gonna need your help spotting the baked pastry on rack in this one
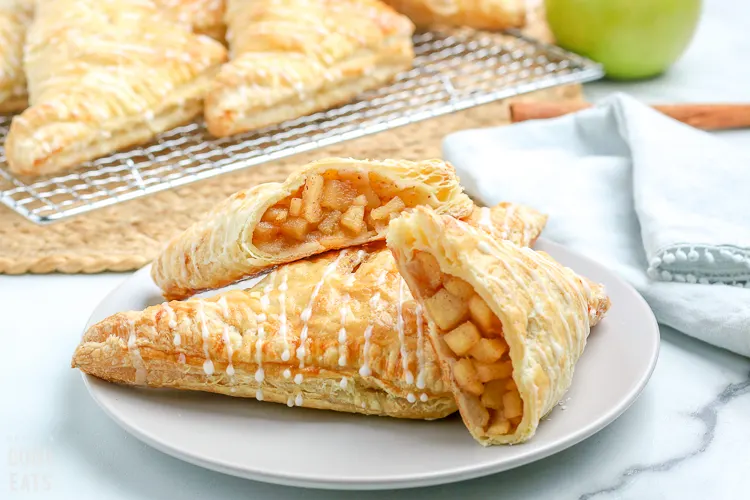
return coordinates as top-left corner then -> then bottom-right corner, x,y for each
151,157 -> 473,300
155,0 -> 226,40
387,207 -> 610,444
382,0 -> 526,30
5,0 -> 227,177
0,0 -> 31,112
204,0 -> 415,137
72,202 -> 547,419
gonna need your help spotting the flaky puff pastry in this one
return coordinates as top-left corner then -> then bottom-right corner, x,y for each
5,0 -> 227,177
387,207 -> 610,444
382,0 -> 525,30
151,157 -> 473,300
205,0 -> 414,136
73,202 -> 546,419
155,0 -> 226,40
0,0 -> 31,112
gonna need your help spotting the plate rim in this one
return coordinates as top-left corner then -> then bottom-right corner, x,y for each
81,238 -> 660,490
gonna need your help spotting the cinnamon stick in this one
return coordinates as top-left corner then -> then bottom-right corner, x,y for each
509,102 -> 750,130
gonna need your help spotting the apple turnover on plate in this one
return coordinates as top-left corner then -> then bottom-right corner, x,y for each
387,207 -> 610,444
73,201 -> 547,419
151,157 -> 473,300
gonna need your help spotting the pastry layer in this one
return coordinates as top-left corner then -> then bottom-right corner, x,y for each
205,0 -> 415,136
74,201 -> 547,419
151,157 -> 473,300
387,207 -> 610,444
382,0 -> 526,30
5,0 -> 227,177
0,0 -> 31,112
155,0 -> 226,40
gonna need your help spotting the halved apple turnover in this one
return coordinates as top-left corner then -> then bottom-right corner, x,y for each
151,158 -> 473,300
387,207 -> 610,444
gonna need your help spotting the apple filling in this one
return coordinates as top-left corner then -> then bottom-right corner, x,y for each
408,251 -> 521,436
253,170 -> 429,254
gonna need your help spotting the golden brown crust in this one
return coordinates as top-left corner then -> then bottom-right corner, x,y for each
387,207 -> 611,444
204,0 -> 415,136
151,157 -> 474,300
382,0 -> 526,30
74,201 -> 547,419
0,0 -> 31,112
154,0 -> 226,40
5,0 -> 227,177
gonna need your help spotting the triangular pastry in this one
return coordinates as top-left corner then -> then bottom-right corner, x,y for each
0,0 -> 31,112
73,202 -> 547,419
204,0 -> 415,136
382,0 -> 525,30
151,157 -> 473,300
155,0 -> 226,40
387,207 -> 610,444
5,0 -> 227,176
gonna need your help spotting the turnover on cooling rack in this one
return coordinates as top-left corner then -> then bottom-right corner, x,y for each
73,201 -> 549,420
4,0 -> 227,177
151,157 -> 475,300
387,207 -> 610,445
382,0 -> 526,30
204,0 -> 415,137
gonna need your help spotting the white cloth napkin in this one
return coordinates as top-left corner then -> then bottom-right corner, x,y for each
443,93 -> 750,357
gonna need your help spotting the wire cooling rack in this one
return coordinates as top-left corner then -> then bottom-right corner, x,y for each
0,29 -> 602,224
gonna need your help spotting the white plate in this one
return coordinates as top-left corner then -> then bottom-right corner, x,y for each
82,239 -> 659,490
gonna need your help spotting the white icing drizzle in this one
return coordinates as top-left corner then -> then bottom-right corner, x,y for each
415,303 -> 426,390
478,207 -> 494,234
407,393 -> 416,403
254,272 -> 276,400
283,369 -> 291,379
286,396 -> 294,407
217,297 -> 234,377
294,373 -> 303,385
279,271 -> 291,362
396,280 -> 413,385
295,394 -> 304,406
127,319 -> 147,384
358,325 -> 374,377
196,302 -> 214,376
339,377 -> 348,389
420,393 -> 428,402
338,297 -> 349,367
178,353 -> 186,364
501,204 -> 516,238
162,302 -> 180,346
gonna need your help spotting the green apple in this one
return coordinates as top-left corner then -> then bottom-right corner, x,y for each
545,0 -> 702,80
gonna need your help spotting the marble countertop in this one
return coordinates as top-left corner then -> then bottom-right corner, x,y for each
2,0 -> 749,498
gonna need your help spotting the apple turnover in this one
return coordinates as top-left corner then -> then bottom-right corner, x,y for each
151,157 -> 473,300
382,0 -> 526,30
5,0 -> 227,176
0,0 -> 31,112
387,207 -> 611,444
204,0 -> 415,136
73,202 -> 546,419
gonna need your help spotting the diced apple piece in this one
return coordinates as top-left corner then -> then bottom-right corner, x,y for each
341,206 -> 365,234
510,416 -> 522,426
369,173 -> 401,199
302,174 -> 324,223
353,194 -> 368,206
262,207 -> 288,223
254,222 -> 279,242
318,210 -> 342,235
370,196 -> 406,221
425,288 -> 469,330
505,379 -> 517,391
443,275 -> 475,300
452,358 -> 483,396
480,380 -> 507,409
468,294 -> 503,336
412,252 -> 442,293
503,390 -> 523,419
487,411 -> 511,435
280,218 -> 309,241
475,361 -> 513,383
443,321 -> 481,356
468,338 -> 508,364
321,180 -> 357,211
289,198 -> 303,217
